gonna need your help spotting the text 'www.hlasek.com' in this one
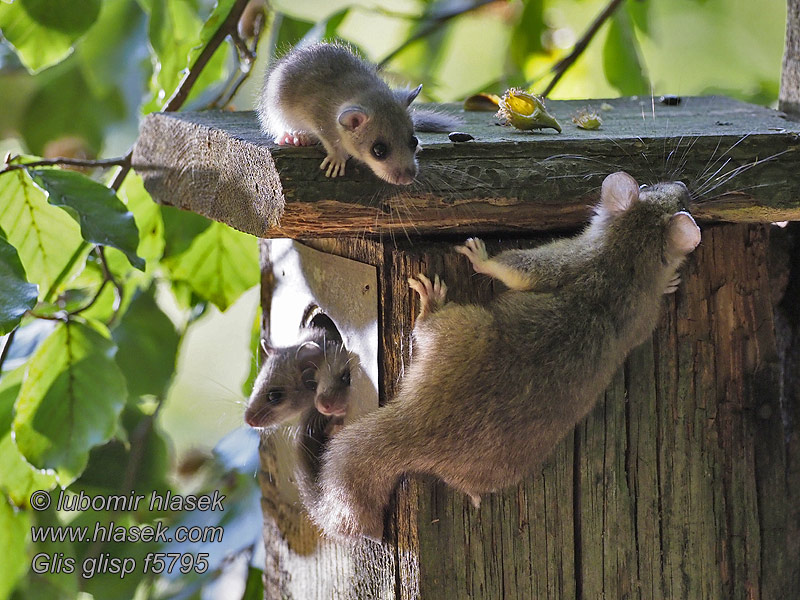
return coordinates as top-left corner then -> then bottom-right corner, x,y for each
28,489 -> 226,579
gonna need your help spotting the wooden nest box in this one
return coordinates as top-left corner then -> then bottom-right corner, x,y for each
133,95 -> 800,599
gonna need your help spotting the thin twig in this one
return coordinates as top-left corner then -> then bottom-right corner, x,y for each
378,0 -> 496,68
208,9 -> 266,109
0,155 -> 129,177
541,0 -> 626,97
163,0 -> 251,112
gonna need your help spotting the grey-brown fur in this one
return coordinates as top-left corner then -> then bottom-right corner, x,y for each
244,327 -> 352,429
258,42 -> 426,185
305,172 -> 701,541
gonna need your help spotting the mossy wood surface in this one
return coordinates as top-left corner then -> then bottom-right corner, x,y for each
256,225 -> 798,599
133,96 -> 800,238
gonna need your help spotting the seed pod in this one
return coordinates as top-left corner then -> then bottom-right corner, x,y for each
497,89 -> 562,133
572,108 -> 603,130
463,93 -> 501,111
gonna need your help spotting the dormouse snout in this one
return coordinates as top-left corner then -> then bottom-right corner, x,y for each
316,394 -> 348,417
393,166 -> 417,186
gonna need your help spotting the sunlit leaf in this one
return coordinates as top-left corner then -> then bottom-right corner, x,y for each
0,0 -> 101,73
0,229 -> 38,334
0,170 -> 86,299
13,320 -> 127,485
0,492 -> 30,600
140,0 -> 231,113
112,288 -> 180,398
0,366 -> 58,508
28,169 -> 144,270
165,221 -> 258,312
120,172 -> 164,262
602,12 -> 648,96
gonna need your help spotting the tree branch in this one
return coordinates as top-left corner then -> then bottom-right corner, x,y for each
208,8 -> 266,109
541,0 -> 626,97
378,0 -> 497,68
0,155 -> 129,177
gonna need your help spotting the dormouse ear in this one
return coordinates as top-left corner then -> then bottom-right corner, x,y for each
296,341 -> 323,368
600,171 -> 639,215
667,211 -> 701,256
260,339 -> 275,357
338,107 -> 369,131
403,84 -> 423,106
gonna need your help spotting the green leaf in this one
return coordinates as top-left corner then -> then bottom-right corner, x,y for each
242,305 -> 262,397
0,230 -> 38,335
0,170 -> 86,298
20,64 -> 126,156
165,221 -> 259,312
602,12 -> 648,96
241,567 -> 266,600
28,169 -> 144,270
0,366 -> 57,508
510,0 -> 544,68
140,0 -> 230,113
13,321 -> 127,485
0,0 -> 101,73
77,405 -> 170,496
120,172 -> 164,262
161,205 -> 211,259
112,288 -> 180,398
75,0 -> 147,97
187,0 -> 236,66
0,492 -> 30,600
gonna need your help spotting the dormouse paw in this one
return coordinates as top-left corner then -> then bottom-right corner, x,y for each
275,131 -> 316,146
663,273 -> 681,294
408,273 -> 447,320
455,237 -> 491,274
320,154 -> 348,178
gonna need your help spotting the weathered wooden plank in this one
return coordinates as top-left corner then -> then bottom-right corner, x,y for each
132,96 -> 800,239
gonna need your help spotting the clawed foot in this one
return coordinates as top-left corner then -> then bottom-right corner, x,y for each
408,273 -> 447,320
320,153 -> 348,178
274,131 -> 315,146
664,273 -> 681,294
455,237 -> 491,274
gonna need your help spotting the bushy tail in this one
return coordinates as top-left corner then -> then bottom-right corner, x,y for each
300,405 -> 410,541
411,108 -> 463,132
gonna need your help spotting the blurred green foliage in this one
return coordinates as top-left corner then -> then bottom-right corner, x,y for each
0,0 -> 787,599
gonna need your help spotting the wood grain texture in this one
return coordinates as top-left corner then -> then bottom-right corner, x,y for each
132,96 -> 800,238
255,226 -> 797,598
781,0 -> 800,114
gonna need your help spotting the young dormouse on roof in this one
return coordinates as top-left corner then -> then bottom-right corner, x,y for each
257,42 -> 458,185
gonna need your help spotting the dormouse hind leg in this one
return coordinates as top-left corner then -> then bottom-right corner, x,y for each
455,238 -> 535,291
408,273 -> 447,321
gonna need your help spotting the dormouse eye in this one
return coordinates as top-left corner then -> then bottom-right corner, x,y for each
340,370 -> 351,386
267,389 -> 285,404
410,136 -> 419,150
371,142 -> 388,160
301,368 -> 317,391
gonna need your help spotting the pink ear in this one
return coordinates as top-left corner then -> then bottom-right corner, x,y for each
667,211 -> 701,256
338,107 -> 369,131
600,172 -> 639,215
296,341 -> 323,367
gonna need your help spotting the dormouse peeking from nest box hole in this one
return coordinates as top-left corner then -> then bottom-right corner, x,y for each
303,172 -> 701,541
257,42 -> 461,185
244,327 -> 353,430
